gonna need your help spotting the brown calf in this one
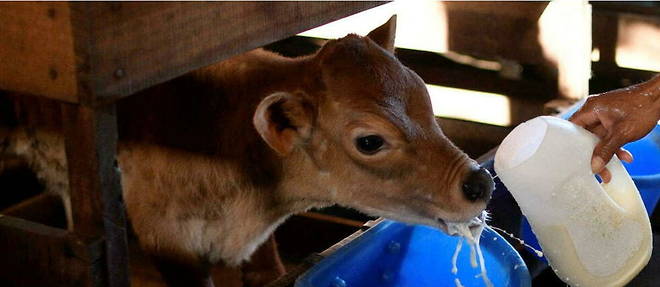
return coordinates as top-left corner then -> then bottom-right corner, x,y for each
1,17 -> 493,286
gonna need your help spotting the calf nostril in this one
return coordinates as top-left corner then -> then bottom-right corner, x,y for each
462,167 -> 494,202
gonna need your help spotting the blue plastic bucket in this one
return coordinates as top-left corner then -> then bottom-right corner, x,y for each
623,126 -> 660,214
296,220 -> 531,287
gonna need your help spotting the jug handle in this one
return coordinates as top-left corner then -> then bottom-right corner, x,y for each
601,156 -> 639,211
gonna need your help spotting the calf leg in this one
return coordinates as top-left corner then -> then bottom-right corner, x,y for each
242,235 -> 286,287
152,254 -> 214,287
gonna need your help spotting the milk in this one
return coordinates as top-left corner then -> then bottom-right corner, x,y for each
494,116 -> 652,287
447,214 -> 493,287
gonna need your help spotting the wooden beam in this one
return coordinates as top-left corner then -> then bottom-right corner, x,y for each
592,2 -> 660,17
591,62 -> 658,92
0,215 -> 104,287
62,104 -> 129,287
0,2 -> 385,105
70,2 -> 386,105
396,48 -> 553,126
298,212 -> 366,228
442,1 -> 591,100
436,117 -> 512,159
443,2 -> 548,64
395,48 -> 556,98
593,13 -> 618,65
2,193 -> 67,229
0,3 -> 78,103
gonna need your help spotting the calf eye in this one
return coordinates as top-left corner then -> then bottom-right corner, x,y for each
355,135 -> 385,155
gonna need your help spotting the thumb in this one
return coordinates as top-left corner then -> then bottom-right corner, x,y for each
591,133 -> 626,174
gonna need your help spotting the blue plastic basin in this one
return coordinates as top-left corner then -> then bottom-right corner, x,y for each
296,220 -> 531,287
623,126 -> 660,214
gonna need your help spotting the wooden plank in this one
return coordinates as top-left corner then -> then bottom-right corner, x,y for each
592,10 -> 660,89
68,1 -> 385,105
0,215 -> 104,287
298,212 -> 366,228
62,104 -> 129,287
2,193 -> 67,229
592,2 -> 660,17
0,2 -> 384,105
0,3 -> 78,103
591,62 -> 658,91
396,48 -> 552,127
443,1 -> 591,100
395,48 -> 557,99
264,254 -> 324,287
443,2 -> 548,64
436,117 -> 512,159
593,13 -> 619,65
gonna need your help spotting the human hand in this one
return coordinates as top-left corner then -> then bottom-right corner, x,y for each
569,75 -> 660,183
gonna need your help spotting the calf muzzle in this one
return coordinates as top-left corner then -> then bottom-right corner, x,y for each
462,167 -> 494,202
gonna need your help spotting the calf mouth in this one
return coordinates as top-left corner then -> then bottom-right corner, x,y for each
437,210 -> 488,239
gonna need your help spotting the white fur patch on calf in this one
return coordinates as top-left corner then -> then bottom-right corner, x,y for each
2,127 -> 72,229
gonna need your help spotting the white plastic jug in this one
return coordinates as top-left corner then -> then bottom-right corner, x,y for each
494,116 -> 652,287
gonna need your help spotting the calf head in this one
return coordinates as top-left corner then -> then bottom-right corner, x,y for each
254,17 -> 493,232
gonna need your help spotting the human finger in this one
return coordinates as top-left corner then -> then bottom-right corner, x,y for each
569,106 -> 600,128
616,148 -> 633,163
598,167 -> 612,184
587,124 -> 608,139
591,133 -> 627,174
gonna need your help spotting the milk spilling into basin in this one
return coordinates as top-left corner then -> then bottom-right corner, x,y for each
494,116 -> 652,286
446,214 -> 493,287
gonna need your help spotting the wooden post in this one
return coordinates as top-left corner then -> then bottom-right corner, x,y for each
538,0 -> 592,100
61,103 -> 129,287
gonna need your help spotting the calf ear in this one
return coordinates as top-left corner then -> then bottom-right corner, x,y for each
253,92 -> 314,156
367,15 -> 397,53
